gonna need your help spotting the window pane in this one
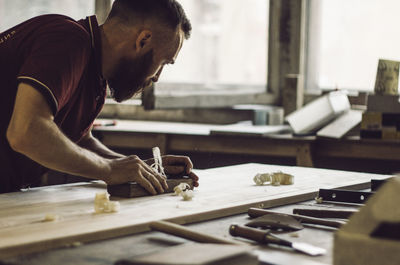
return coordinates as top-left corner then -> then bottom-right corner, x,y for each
307,0 -> 400,91
0,0 -> 94,31
159,0 -> 269,87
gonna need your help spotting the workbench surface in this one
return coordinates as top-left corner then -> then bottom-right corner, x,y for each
0,163 -> 391,264
4,203 -> 342,265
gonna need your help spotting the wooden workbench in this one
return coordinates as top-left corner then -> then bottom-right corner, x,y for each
93,119 -> 400,171
0,163 -> 391,264
93,120 -> 315,167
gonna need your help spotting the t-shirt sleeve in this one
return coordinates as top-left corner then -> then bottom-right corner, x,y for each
17,20 -> 91,115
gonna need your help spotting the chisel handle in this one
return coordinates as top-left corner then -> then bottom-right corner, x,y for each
248,208 -> 345,228
229,224 -> 291,247
149,220 -> 240,245
292,208 -> 356,219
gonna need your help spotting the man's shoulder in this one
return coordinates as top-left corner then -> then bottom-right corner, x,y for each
21,14 -> 91,43
38,14 -> 89,37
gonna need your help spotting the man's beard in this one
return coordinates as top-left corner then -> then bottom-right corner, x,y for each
108,49 -> 154,102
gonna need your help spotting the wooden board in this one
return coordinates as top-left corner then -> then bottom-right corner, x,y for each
120,243 -> 257,265
0,163 -> 391,258
210,124 -> 291,137
108,178 -> 193,198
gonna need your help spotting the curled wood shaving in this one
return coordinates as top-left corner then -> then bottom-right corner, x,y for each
181,190 -> 194,201
173,183 -> 193,201
254,171 -> 294,186
150,147 -> 166,178
94,192 -> 120,213
315,197 -> 324,204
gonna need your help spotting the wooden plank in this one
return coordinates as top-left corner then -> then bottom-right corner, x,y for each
0,164 -> 391,258
210,124 -> 291,137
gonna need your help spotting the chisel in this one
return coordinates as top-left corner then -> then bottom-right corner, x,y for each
292,208 -> 357,219
229,224 -> 326,256
248,208 -> 346,228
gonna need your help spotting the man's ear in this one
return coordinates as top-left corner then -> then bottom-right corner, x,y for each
136,30 -> 152,52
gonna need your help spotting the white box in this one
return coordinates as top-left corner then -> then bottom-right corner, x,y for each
286,91 -> 350,134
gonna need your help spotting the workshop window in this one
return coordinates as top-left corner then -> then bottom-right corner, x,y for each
306,0 -> 400,92
159,0 -> 268,88
0,0 -> 94,30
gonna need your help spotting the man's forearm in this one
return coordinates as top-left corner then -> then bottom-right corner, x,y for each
78,132 -> 125,159
8,117 -> 111,180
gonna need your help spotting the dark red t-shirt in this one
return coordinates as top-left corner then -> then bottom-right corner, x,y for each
0,15 -> 106,192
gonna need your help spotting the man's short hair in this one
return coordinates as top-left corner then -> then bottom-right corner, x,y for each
108,0 -> 192,39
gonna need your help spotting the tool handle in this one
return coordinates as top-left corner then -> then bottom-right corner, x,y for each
149,220 -> 239,245
229,224 -> 291,247
292,208 -> 356,219
248,208 -> 345,228
293,214 -> 345,228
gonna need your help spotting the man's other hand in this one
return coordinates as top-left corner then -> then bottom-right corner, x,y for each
106,155 -> 168,195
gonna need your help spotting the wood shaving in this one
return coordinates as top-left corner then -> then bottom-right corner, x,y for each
254,171 -> 294,186
253,173 -> 271,185
173,183 -> 193,201
150,147 -> 166,178
71,242 -> 82,247
94,192 -> 120,213
173,183 -> 191,195
43,213 -> 60,222
289,232 -> 300,238
315,196 -> 324,204
66,241 -> 83,248
181,190 -> 194,201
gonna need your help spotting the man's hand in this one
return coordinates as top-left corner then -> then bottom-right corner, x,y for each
105,155 -> 168,195
145,155 -> 199,187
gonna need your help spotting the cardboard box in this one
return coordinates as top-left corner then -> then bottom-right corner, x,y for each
286,91 -> 350,134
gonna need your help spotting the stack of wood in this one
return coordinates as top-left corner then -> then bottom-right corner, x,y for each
361,94 -> 400,139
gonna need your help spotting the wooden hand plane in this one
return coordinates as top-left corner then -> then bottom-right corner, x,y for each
107,175 -> 193,198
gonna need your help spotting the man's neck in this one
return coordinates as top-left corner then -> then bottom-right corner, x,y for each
99,24 -> 114,80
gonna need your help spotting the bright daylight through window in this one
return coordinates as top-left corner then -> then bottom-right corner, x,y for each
0,0 -> 269,94
306,0 -> 400,92
0,0 -> 94,30
157,0 -> 269,91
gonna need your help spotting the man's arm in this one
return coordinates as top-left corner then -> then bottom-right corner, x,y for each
6,83 -> 167,194
78,130 -> 125,159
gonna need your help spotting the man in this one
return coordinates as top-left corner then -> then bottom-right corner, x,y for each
0,0 -> 199,194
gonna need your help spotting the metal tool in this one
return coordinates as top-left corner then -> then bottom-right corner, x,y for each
318,189 -> 374,204
149,220 -> 240,245
246,214 -> 304,231
371,178 -> 390,191
292,208 -> 357,219
248,208 -> 345,228
229,224 -> 326,256
316,178 -> 393,204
